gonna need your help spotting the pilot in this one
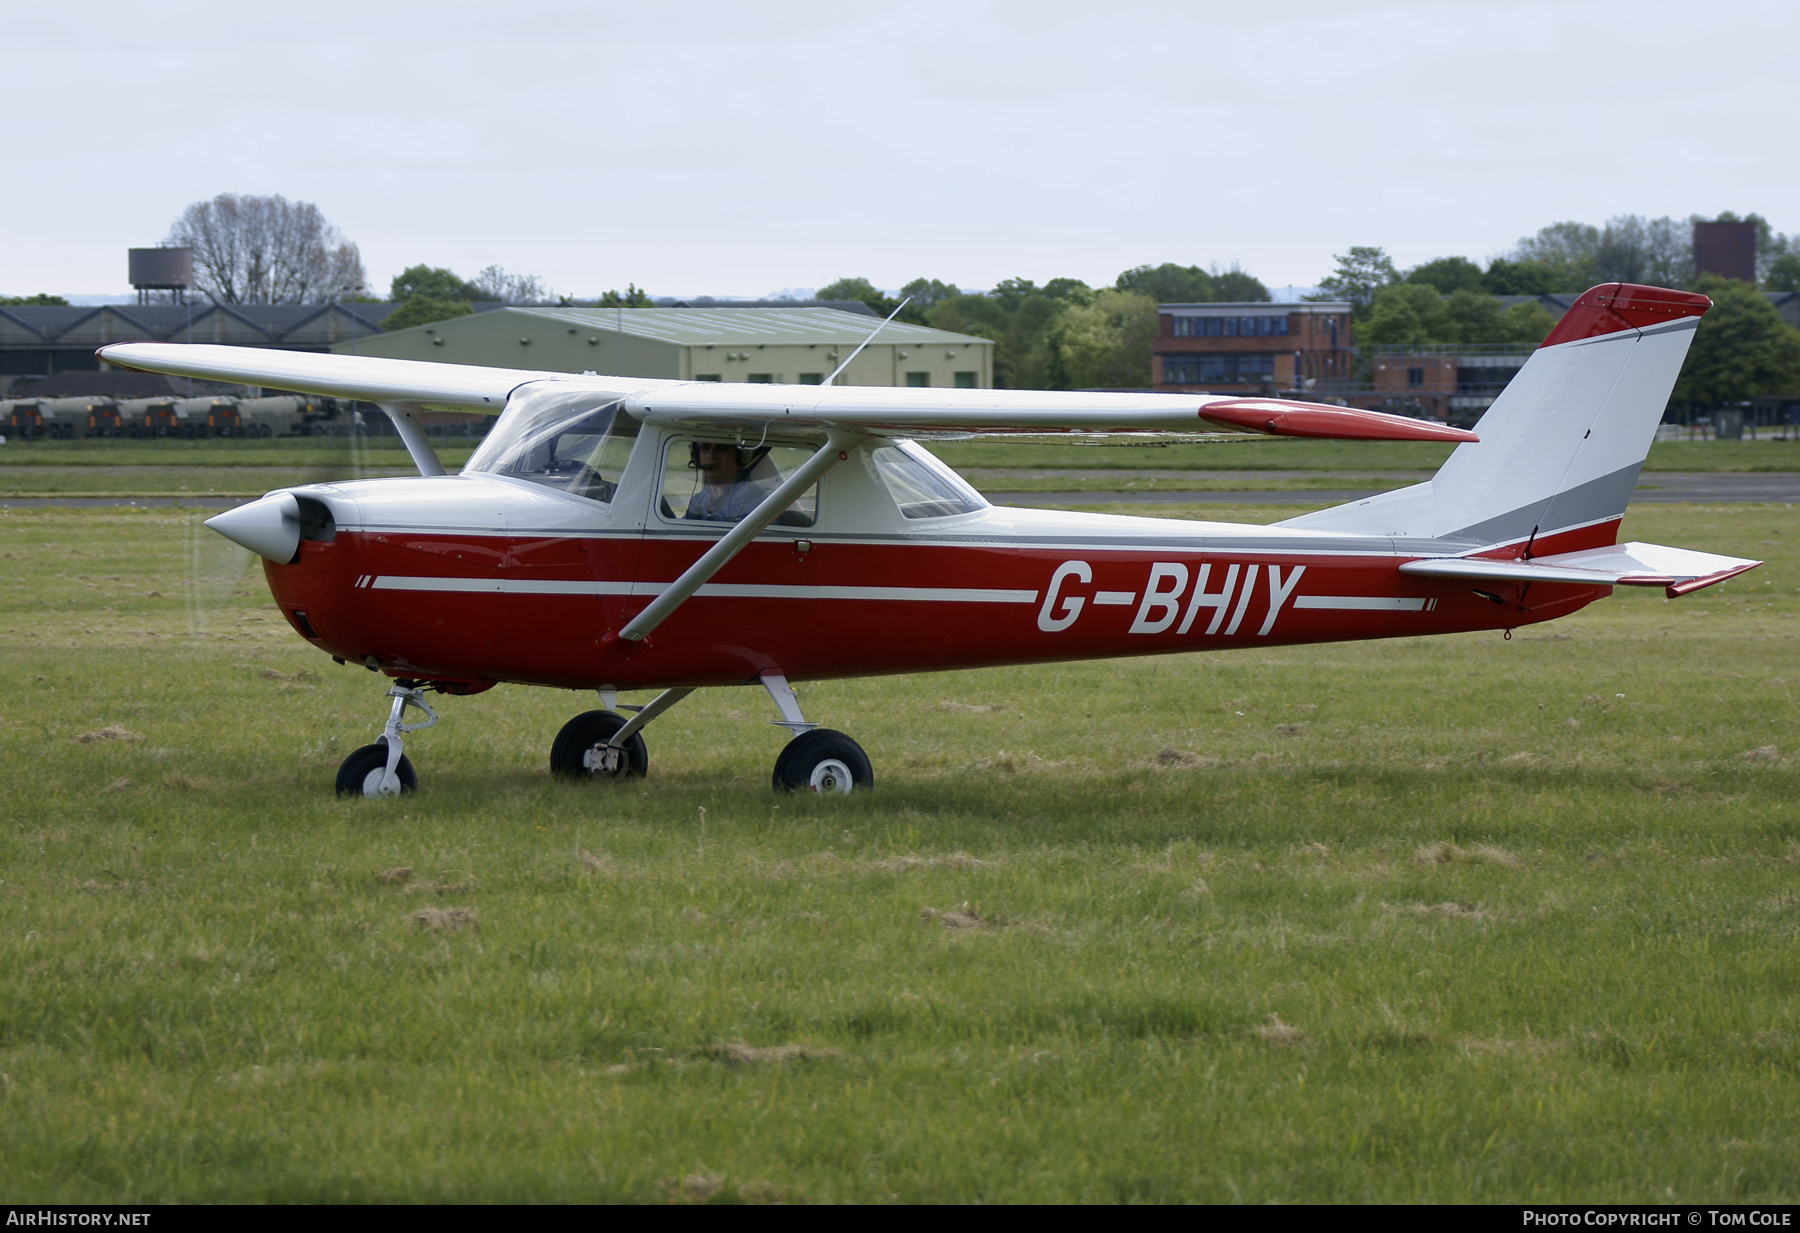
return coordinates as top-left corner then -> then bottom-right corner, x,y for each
684,441 -> 773,522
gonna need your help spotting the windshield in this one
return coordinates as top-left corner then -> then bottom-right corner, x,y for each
464,383 -> 640,502
869,441 -> 986,518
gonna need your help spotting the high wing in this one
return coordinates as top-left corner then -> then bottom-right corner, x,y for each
96,342 -> 1477,444
96,342 -> 600,413
620,385 -> 1476,441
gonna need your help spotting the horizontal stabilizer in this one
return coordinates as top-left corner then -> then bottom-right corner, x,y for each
1399,541 -> 1760,598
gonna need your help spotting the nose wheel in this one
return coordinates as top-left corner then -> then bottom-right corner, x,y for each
336,681 -> 436,797
335,738 -> 418,796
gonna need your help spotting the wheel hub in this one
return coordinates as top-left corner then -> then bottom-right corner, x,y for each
809,758 -> 854,794
359,768 -> 401,797
583,743 -> 624,775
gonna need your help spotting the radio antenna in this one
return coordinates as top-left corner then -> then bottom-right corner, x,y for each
820,296 -> 910,388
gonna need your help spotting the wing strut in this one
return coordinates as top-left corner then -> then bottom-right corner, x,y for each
619,428 -> 866,641
378,402 -> 447,477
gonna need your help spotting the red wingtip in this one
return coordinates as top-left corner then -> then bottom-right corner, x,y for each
1198,398 -> 1479,443
1540,284 -> 1712,349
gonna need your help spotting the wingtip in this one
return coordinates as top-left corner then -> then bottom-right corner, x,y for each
1198,398 -> 1478,444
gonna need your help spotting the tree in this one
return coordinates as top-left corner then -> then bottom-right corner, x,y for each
473,265 -> 550,304
1512,221 -> 1601,290
1404,256 -> 1486,295
1362,284 -> 1554,347
1671,274 -> 1800,409
1055,290 -> 1159,389
816,277 -> 887,313
1483,257 -> 1560,296
597,284 -> 653,307
898,278 -> 961,313
166,193 -> 365,304
1115,263 -> 1213,304
1209,264 -> 1269,302
1766,254 -> 1800,293
926,278 -> 1092,390
1361,283 -> 1447,346
0,293 -> 69,306
381,296 -> 472,332
1310,246 -> 1397,319
1592,215 -> 1691,287
814,276 -> 942,323
390,264 -> 482,304
1492,300 -> 1557,344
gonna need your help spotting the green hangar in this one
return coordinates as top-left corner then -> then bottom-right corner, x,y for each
332,306 -> 994,389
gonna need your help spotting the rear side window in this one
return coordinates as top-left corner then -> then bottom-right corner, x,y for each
869,443 -> 985,519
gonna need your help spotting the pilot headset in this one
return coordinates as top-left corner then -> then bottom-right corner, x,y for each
688,441 -> 749,471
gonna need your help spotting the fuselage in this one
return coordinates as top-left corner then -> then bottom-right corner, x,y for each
258,430 -> 1609,692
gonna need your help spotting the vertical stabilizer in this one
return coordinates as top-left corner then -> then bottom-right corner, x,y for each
1279,284 -> 1710,550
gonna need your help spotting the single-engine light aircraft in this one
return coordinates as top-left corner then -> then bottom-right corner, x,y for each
99,283 -> 1756,796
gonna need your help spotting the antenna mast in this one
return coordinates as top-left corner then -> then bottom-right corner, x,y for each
820,297 -> 910,388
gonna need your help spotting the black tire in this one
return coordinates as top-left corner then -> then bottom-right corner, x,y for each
335,740 -> 417,797
772,729 -> 872,794
550,710 -> 648,779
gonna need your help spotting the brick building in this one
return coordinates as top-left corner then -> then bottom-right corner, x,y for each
1154,301 -> 1353,395
1365,344 -> 1533,425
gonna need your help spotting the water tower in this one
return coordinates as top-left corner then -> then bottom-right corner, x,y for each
129,247 -> 194,305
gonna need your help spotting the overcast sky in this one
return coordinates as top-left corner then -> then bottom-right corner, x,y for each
6,0 -> 1795,300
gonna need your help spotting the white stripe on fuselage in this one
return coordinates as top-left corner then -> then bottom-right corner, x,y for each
1292,595 -> 1430,611
368,576 -> 1038,603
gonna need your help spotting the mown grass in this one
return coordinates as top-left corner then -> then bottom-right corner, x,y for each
1,504 -> 1797,1202
3,433 -> 1797,474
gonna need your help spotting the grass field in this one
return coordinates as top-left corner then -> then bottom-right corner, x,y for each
2,503 -> 1798,1202
2,433 -> 1797,474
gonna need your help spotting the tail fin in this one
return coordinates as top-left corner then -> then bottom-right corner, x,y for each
1280,284 -> 1711,551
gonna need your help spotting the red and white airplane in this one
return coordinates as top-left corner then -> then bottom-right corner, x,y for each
99,283 -> 1756,797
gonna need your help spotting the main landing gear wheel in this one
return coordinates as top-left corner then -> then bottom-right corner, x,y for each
772,729 -> 873,794
550,710 -> 649,779
335,738 -> 417,797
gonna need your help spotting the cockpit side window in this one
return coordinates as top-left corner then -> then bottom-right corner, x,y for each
464,388 -> 640,503
659,437 -> 818,527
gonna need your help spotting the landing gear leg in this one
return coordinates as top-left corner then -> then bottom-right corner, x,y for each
335,680 -> 438,797
550,687 -> 694,779
762,672 -> 872,794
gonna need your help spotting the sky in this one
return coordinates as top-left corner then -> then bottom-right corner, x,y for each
5,0 -> 1796,301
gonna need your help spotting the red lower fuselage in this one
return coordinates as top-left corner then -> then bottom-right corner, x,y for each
264,518 -> 1611,691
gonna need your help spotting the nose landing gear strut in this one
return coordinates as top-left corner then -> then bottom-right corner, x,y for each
335,680 -> 439,797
